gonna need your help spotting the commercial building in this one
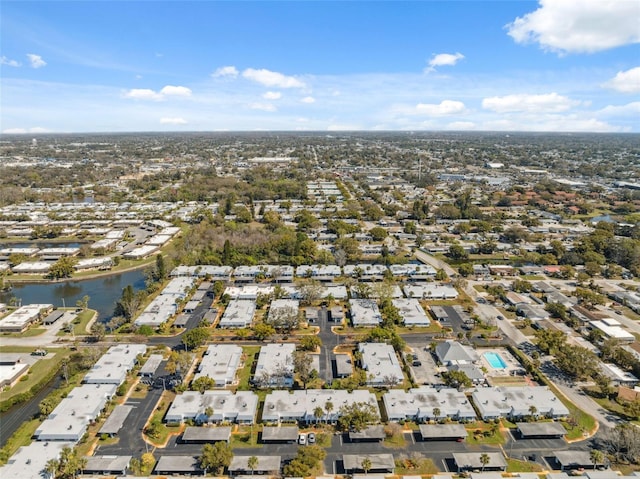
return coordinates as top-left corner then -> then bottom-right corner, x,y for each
165,390 -> 258,424
262,389 -> 379,424
358,342 -> 404,387
193,344 -> 242,387
383,387 -> 477,422
218,299 -> 256,328
253,343 -> 295,388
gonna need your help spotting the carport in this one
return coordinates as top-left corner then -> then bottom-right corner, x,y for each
516,422 -> 566,439
419,424 -> 467,441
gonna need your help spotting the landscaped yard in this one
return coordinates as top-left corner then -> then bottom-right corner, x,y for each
230,425 -> 262,448
507,458 -> 544,472
236,345 -> 260,391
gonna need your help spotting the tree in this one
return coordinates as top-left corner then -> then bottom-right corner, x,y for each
114,284 -> 145,321
199,442 -> 233,475
75,295 -> 90,310
441,370 -> 472,388
603,423 -> 640,463
253,322 -> 275,341
48,257 -> 76,279
361,457 -> 372,475
435,269 -> 448,281
192,376 -> 216,393
153,254 -> 168,282
39,397 -> 57,417
337,401 -> 378,432
44,445 -> 87,479
369,227 -> 388,241
300,335 -> 322,351
293,350 -> 314,389
528,405 -> 538,419
448,244 -> 468,260
298,280 -> 324,305
432,407 -> 441,421
266,304 -> 299,332
480,453 -> 490,472
313,406 -> 324,424
325,400 -> 334,422
590,449 -> 605,468
182,327 -> 210,350
141,452 -> 156,472
247,456 -> 258,476
555,345 -> 599,381
166,350 -> 194,379
90,322 -> 106,342
458,263 -> 474,277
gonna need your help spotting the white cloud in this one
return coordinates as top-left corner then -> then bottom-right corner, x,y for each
26,53 -> 46,68
124,85 -> 191,101
160,117 -> 188,125
212,65 -> 239,78
425,52 -> 464,72
598,102 -> 640,118
2,127 -> 50,134
248,102 -> 277,112
263,91 -> 282,100
301,96 -> 316,104
413,100 -> 466,116
135,74 -> 143,80
124,88 -> 164,101
1,56 -> 21,67
506,0 -> 640,54
603,67 -> 640,93
242,68 -> 305,88
160,85 -> 192,97
482,92 -> 583,113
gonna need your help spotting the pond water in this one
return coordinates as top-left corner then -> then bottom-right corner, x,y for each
0,269 -> 147,322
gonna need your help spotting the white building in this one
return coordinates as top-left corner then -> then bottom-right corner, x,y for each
0,304 -> 53,332
83,344 -> 147,385
471,386 -> 569,420
253,343 -> 295,388
350,299 -> 382,327
262,389 -> 379,423
383,387 -> 477,422
35,383 -> 117,442
218,300 -> 256,328
193,344 -> 242,387
165,390 -> 258,424
359,343 -> 404,387
392,298 -> 430,326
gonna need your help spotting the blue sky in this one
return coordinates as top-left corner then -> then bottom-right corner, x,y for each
1,0 -> 639,133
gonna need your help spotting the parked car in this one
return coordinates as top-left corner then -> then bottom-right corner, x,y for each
307,432 -> 315,444
298,433 -> 306,445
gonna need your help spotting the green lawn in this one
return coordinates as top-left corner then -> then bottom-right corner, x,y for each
0,348 -> 72,409
465,422 -> 506,445
394,456 -> 439,475
507,458 -> 544,472
2,328 -> 46,338
230,425 -> 262,448
72,309 -> 96,335
0,417 -> 42,465
236,346 -> 260,391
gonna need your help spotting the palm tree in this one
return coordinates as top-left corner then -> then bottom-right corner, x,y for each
590,449 -> 605,469
44,458 -> 59,479
313,406 -> 324,425
361,457 -> 372,475
480,453 -> 490,472
325,400 -> 334,424
432,407 -> 441,422
247,456 -> 258,476
528,405 -> 538,420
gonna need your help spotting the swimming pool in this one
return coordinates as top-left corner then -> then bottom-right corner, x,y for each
484,352 -> 507,369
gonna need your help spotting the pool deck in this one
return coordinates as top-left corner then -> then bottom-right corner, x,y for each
480,348 -> 523,377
